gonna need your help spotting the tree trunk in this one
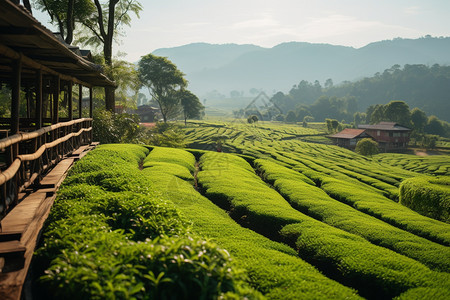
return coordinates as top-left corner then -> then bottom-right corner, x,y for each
102,0 -> 119,112
23,0 -> 32,14
65,0 -> 75,44
105,86 -> 115,112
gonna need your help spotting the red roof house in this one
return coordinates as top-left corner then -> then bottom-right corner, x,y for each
329,128 -> 372,149
358,122 -> 412,151
330,122 -> 412,152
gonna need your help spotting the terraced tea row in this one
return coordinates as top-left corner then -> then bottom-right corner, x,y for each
255,159 -> 450,271
142,147 -> 362,299
196,151 -> 450,299
36,145 -> 262,299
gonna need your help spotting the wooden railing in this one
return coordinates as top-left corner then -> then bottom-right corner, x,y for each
0,118 -> 92,217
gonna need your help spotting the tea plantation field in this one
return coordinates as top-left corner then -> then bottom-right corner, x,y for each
36,120 -> 450,299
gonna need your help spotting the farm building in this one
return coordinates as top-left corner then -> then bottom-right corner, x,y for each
330,122 -> 412,151
0,1 -> 114,297
328,128 -> 372,149
358,122 -> 412,151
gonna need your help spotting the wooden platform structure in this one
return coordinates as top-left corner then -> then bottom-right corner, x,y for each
0,1 -> 114,298
0,143 -> 96,299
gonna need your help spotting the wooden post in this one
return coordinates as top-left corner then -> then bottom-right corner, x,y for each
89,87 -> 93,118
35,69 -> 43,129
52,75 -> 60,124
68,81 -> 73,120
11,57 -> 21,206
78,84 -> 82,118
89,87 -> 93,144
26,85 -> 31,119
11,57 -> 21,135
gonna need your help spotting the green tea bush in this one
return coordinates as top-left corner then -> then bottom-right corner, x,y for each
395,287 -> 450,300
37,145 -> 260,299
144,146 -> 196,173
143,149 -> 362,300
281,223 -> 450,299
317,175 -> 450,246
400,176 -> 450,223
198,152 -> 450,299
255,159 -> 450,272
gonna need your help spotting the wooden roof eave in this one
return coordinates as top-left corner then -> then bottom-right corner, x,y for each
0,43 -> 93,88
0,0 -> 115,88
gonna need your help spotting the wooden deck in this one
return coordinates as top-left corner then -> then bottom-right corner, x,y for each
0,143 -> 97,299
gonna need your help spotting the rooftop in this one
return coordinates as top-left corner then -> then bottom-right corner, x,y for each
358,122 -> 411,131
329,128 -> 368,139
0,0 -> 114,87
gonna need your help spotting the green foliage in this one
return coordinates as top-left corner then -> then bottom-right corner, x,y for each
395,287 -> 450,300
197,152 -> 450,298
256,159 -> 450,271
138,54 -> 187,122
375,153 -> 450,176
93,108 -> 145,144
411,107 -> 428,132
425,115 -> 448,137
76,0 -> 143,54
355,138 -> 379,156
178,89 -> 204,124
355,140 -> 380,158
143,148 -> 361,299
400,176 -> 450,223
285,110 -> 296,123
144,146 -> 196,173
145,122 -> 187,148
247,115 -> 259,123
384,101 -> 412,127
105,58 -> 141,110
37,144 -> 259,299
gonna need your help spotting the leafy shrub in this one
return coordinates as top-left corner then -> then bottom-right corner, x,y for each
144,146 -> 196,173
256,159 -> 450,271
198,151 -> 450,298
355,138 -> 379,156
143,148 -> 362,299
400,176 -> 450,223
93,109 -> 145,144
145,122 -> 187,148
37,144 -> 259,299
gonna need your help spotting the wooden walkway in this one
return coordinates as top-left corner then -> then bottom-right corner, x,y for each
0,143 -> 97,300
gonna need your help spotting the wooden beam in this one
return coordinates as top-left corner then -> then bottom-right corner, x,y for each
35,69 -> 42,129
68,81 -> 73,120
52,76 -> 59,124
78,84 -> 82,118
89,87 -> 93,118
0,44 -> 93,88
10,57 -> 21,135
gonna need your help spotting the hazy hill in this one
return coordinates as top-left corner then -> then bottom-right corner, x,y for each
152,37 -> 450,99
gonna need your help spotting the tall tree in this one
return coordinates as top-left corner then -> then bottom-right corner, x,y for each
81,0 -> 142,111
370,104 -> 386,124
138,54 -> 187,122
384,101 -> 412,127
35,0 -> 94,44
178,90 -> 204,126
37,0 -> 143,111
410,108 -> 428,132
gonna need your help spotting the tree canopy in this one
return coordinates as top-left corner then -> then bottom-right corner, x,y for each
36,0 -> 143,111
178,90 -> 204,125
272,64 -> 450,122
138,54 -> 187,122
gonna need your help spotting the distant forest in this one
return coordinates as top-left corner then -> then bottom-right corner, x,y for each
268,64 -> 450,122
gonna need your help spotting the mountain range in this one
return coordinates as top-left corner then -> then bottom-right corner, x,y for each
152,37 -> 450,101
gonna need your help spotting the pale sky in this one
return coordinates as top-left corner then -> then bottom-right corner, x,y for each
33,0 -> 450,62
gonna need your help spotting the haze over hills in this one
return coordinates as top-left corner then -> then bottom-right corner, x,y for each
152,37 -> 450,100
